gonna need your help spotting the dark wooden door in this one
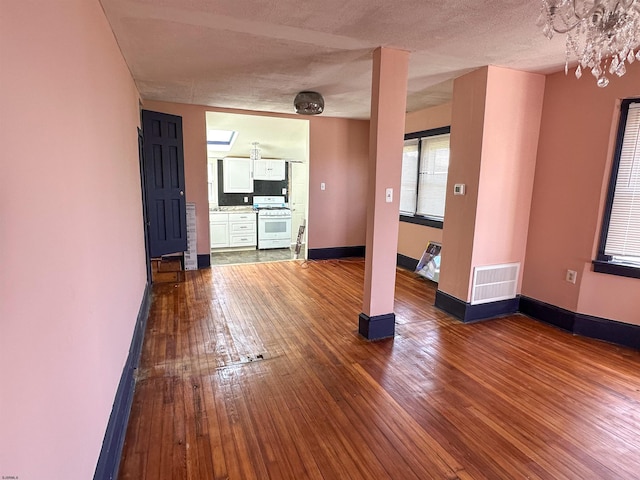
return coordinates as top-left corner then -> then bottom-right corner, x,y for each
142,110 -> 187,258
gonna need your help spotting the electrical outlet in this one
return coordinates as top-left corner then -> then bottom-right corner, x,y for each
565,269 -> 577,284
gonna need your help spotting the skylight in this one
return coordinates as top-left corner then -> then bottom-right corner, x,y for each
207,129 -> 238,152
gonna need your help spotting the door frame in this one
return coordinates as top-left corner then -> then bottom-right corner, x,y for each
138,126 -> 152,282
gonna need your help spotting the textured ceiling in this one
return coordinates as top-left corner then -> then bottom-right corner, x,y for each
100,0 -> 569,119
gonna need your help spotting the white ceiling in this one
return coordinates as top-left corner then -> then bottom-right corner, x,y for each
100,0 -> 571,119
205,112 -> 309,160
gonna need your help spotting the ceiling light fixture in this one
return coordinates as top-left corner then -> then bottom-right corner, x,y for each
538,0 -> 640,87
250,142 -> 261,161
294,91 -> 324,115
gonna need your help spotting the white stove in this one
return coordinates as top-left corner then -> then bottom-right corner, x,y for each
253,196 -> 292,249
253,195 -> 287,209
258,208 -> 292,217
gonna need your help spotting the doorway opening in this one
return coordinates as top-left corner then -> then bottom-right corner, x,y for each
205,111 -> 310,266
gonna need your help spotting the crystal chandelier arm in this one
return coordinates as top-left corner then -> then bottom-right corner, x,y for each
547,0 -> 616,34
570,0 -> 583,20
619,0 -> 637,9
550,19 -> 581,34
545,0 -> 585,34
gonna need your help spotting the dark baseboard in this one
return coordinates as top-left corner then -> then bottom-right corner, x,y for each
197,254 -> 211,269
575,314 -> 640,350
518,296 -> 575,332
397,253 -> 419,271
435,290 -> 520,323
520,296 -> 640,350
434,290 -> 466,321
358,312 -> 396,340
466,297 -> 520,322
94,282 -> 152,480
434,292 -> 639,350
308,245 -> 365,260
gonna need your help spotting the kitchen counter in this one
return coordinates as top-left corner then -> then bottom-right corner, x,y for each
210,206 -> 256,213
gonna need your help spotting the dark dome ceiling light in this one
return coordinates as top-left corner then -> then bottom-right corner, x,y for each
294,91 -> 324,115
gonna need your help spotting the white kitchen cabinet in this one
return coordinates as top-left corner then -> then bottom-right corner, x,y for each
223,157 -> 253,193
210,211 -> 256,249
253,159 -> 286,181
209,212 -> 229,248
228,212 -> 256,247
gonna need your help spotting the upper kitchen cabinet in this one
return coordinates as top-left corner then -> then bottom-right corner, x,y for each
253,159 -> 286,181
223,157 -> 253,193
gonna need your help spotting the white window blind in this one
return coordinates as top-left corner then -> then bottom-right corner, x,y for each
417,134 -> 450,219
400,139 -> 419,214
604,102 -> 640,263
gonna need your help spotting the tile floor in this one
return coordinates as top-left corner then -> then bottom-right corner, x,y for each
210,246 -> 300,266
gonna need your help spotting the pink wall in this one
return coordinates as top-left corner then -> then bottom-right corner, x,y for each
405,102 -> 452,134
440,67 -> 545,302
398,103 -> 452,260
309,117 -> 370,249
471,67 -> 545,289
439,68 -> 488,300
523,61 -> 640,324
398,223 -> 444,260
0,1 -> 146,479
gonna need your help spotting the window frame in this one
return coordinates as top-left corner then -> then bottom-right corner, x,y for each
593,98 -> 640,280
400,126 -> 451,229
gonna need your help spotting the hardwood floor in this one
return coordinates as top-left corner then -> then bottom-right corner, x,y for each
119,259 -> 640,479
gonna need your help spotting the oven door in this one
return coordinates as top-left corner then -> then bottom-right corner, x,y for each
258,215 -> 291,249
259,217 -> 291,240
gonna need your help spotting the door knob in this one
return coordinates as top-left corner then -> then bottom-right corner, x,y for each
180,191 -> 184,196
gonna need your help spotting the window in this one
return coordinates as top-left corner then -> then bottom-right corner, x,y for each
594,98 -> 640,279
207,129 -> 238,153
399,127 -> 451,228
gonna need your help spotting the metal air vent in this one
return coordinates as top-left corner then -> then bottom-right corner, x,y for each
471,263 -> 520,305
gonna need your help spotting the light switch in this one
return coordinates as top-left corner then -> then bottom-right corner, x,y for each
321,182 -> 326,191
385,188 -> 393,203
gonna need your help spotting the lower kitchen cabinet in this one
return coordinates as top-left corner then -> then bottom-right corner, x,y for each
210,211 -> 256,249
210,212 -> 229,248
228,212 -> 256,247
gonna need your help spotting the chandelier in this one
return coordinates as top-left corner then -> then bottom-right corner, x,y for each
294,91 -> 324,115
538,0 -> 640,87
